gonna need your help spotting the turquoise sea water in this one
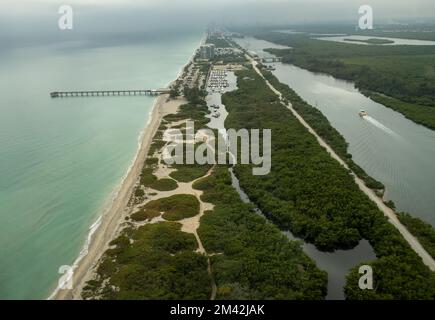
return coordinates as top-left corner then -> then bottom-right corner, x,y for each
0,31 -> 202,299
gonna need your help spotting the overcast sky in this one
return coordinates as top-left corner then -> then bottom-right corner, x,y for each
1,0 -> 434,37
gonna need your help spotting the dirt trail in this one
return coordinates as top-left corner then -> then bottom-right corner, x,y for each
249,57 -> 435,272
145,126 -> 217,298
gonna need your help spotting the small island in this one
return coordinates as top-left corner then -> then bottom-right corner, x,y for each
344,38 -> 395,45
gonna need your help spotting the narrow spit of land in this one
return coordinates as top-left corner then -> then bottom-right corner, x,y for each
75,52 -> 328,300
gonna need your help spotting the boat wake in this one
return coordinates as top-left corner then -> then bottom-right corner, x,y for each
364,116 -> 399,138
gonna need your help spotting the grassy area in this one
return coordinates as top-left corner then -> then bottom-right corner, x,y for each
143,194 -> 200,221
140,167 -> 178,192
170,163 -> 212,183
166,138 -> 213,184
194,166 -> 328,299
342,54 -> 435,80
151,179 -> 178,191
130,208 -> 161,222
162,125 -> 214,182
366,93 -> 435,130
82,222 -> 210,299
397,213 -> 435,259
223,68 -> 435,299
130,127 -> 178,203
148,139 -> 167,157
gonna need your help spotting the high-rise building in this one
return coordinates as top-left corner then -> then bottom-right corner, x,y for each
199,44 -> 215,60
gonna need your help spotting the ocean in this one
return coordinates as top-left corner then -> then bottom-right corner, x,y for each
0,30 -> 202,299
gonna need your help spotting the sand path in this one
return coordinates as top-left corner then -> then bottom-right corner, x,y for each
143,144 -> 217,298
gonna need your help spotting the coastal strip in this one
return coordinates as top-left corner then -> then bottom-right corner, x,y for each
51,93 -> 186,299
48,37 -> 205,300
77,43 -> 329,299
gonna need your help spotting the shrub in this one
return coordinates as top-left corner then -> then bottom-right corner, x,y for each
131,209 -> 161,222
143,194 -> 200,221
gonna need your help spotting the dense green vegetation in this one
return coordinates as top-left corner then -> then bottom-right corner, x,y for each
163,88 -> 214,182
142,194 -> 200,221
254,31 -> 435,129
397,212 -> 435,259
82,222 -> 211,299
260,67 -> 384,191
130,208 -> 161,222
166,138 -> 213,184
366,93 -> 435,130
345,255 -> 434,299
223,68 -> 435,299
194,166 -> 328,299
355,28 -> 435,42
170,162 -> 212,183
183,87 -> 207,106
163,93 -> 209,129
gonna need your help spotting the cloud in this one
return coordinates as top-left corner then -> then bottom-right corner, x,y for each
1,0 -> 434,37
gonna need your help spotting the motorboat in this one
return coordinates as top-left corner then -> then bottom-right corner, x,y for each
359,110 -> 368,117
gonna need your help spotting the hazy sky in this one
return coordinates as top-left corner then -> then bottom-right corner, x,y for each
1,0 -> 434,38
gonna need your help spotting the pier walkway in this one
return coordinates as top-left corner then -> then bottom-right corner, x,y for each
50,89 -> 170,98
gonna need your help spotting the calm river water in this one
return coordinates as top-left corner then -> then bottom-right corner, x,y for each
235,36 -> 435,226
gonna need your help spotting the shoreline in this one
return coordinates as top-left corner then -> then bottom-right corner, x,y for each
52,93 -> 188,299
50,42 -> 200,300
51,93 -> 164,299
47,96 -> 159,300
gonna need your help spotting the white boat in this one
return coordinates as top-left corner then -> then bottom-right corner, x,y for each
359,110 -> 368,117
